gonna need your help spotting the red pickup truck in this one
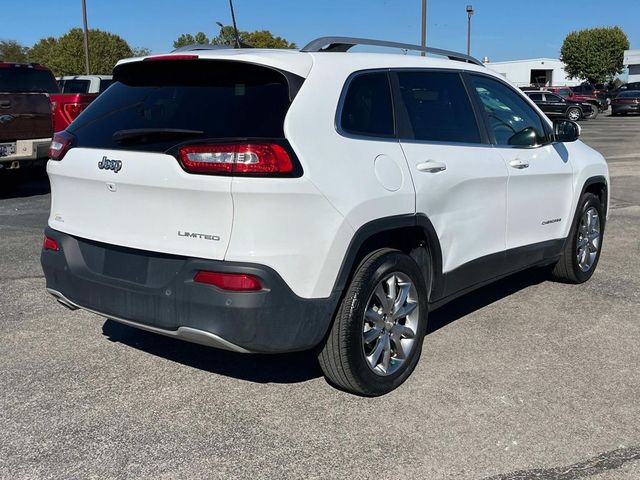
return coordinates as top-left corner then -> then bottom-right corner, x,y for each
0,62 -> 96,170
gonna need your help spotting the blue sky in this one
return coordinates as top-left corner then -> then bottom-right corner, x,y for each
9,0 -> 640,61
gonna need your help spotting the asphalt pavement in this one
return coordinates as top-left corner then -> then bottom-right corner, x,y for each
0,115 -> 638,479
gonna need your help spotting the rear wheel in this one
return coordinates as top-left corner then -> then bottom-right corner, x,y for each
551,193 -> 604,284
586,107 -> 599,119
318,249 -> 428,396
566,107 -> 581,121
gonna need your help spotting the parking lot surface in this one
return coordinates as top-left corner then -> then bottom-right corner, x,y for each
1,115 -> 639,479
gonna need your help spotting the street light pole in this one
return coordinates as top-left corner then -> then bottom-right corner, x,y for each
81,0 -> 90,74
466,4 -> 474,56
420,0 -> 428,56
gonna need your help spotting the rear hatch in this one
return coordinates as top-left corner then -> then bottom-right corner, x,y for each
0,64 -> 57,142
47,57 -> 301,260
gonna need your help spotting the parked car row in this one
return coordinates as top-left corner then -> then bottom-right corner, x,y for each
0,62 -> 111,170
522,82 -> 640,120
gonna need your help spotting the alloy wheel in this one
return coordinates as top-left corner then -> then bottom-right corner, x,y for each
362,272 -> 419,376
576,206 -> 601,272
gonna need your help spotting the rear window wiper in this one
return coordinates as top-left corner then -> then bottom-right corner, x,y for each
112,128 -> 204,144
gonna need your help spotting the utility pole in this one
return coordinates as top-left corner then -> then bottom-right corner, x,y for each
466,5 -> 474,56
420,0 -> 428,56
81,0 -> 90,74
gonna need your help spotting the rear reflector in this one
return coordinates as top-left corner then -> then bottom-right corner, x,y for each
43,235 -> 59,251
194,271 -> 262,291
48,131 -> 75,160
179,143 -> 293,175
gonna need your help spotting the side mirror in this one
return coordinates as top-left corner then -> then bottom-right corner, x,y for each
554,119 -> 580,143
508,126 -> 539,147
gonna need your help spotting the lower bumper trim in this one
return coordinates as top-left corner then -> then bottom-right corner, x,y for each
47,288 -> 252,353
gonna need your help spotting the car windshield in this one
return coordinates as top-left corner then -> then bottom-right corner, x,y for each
0,67 -> 59,93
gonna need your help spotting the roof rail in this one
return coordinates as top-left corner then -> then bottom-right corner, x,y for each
300,36 -> 484,67
171,44 -> 230,53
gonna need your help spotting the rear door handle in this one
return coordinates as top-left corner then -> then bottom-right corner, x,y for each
509,158 -> 530,169
416,160 -> 447,173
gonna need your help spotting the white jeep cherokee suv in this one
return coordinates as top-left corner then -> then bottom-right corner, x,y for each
42,38 -> 609,396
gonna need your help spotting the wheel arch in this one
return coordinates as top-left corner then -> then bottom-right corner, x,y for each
331,214 -> 444,302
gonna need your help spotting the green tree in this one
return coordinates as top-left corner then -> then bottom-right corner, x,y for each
29,28 -> 133,76
560,27 -> 630,83
174,27 -> 296,49
132,46 -> 152,57
0,40 -> 29,62
173,32 -> 210,49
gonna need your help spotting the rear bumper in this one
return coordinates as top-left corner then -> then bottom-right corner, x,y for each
0,138 -> 50,162
41,227 -> 337,353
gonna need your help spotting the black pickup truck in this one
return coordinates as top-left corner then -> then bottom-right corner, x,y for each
0,62 -> 57,170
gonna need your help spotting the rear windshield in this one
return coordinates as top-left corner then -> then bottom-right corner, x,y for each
69,60 -> 297,152
59,79 -> 90,93
0,67 -> 59,93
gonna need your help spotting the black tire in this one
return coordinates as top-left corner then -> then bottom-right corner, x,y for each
318,248 -> 428,396
551,193 -> 605,284
566,107 -> 582,121
587,107 -> 599,119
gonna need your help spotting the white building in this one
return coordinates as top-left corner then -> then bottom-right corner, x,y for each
624,49 -> 640,83
485,58 -> 581,87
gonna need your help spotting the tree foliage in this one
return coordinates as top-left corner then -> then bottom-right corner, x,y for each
173,32 -> 210,49
29,28 -> 133,75
174,27 -> 296,49
0,40 -> 29,63
560,27 -> 630,83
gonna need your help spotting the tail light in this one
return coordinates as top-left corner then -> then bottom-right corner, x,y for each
194,271 -> 262,291
43,235 -> 59,251
179,143 -> 294,175
48,131 -> 74,160
61,102 -> 90,125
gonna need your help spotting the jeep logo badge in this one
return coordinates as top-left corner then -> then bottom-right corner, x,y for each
98,156 -> 122,173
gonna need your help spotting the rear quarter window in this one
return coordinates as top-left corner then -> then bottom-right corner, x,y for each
68,60 -> 300,152
339,72 -> 395,138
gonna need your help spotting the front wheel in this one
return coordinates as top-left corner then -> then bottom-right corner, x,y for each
587,107 -> 599,119
567,107 -> 581,121
551,193 -> 605,283
318,249 -> 428,396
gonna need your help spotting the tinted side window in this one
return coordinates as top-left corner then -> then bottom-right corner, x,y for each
545,93 -> 561,102
396,71 -> 481,144
529,93 -> 543,101
340,72 -> 394,138
470,75 -> 550,147
559,89 -> 572,97
99,79 -> 113,93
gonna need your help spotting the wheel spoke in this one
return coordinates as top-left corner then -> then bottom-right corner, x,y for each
366,335 -> 386,369
374,283 -> 392,313
363,327 -> 383,344
392,324 -> 416,339
392,335 -> 407,359
393,283 -> 411,314
385,276 -> 397,311
381,335 -> 391,372
392,301 -> 418,321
